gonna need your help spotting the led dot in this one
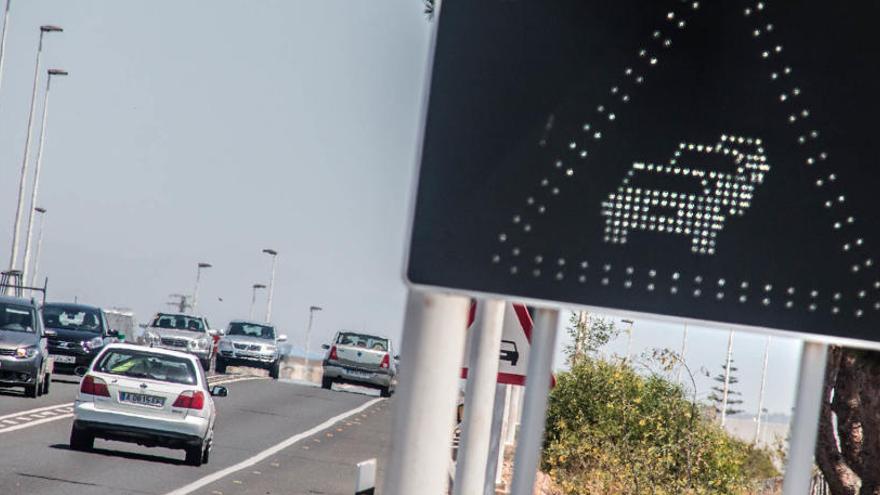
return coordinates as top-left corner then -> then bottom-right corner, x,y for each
809,304 -> 817,311
610,86 -> 619,94
492,254 -> 501,263
693,289 -> 702,297
764,284 -> 772,292
624,280 -> 632,288
762,298 -> 770,306
626,266 -> 634,275
833,292 -> 842,301
775,45 -> 783,53
739,295 -> 747,303
647,283 -> 655,291
832,307 -> 840,315
578,275 -> 586,283
532,269 -> 541,277
744,7 -> 752,16
555,272 -> 564,281
603,264 -> 612,272
677,20 -> 686,29
671,286 -> 678,294
622,94 -> 630,102
498,233 -> 507,242
582,123 -> 591,131
557,258 -> 565,266
856,309 -> 864,318
523,224 -> 531,232
566,168 -> 575,177
811,290 -> 819,298
672,272 -> 680,280
580,261 -> 588,269
551,187 -> 560,195
786,300 -> 793,308
594,132 -> 602,140
716,292 -> 724,300
510,266 -> 518,274
757,2 -> 764,10
667,12 -> 675,20
608,113 -> 616,121
741,281 -> 749,289
635,76 -> 644,84
511,247 -> 520,256
718,279 -> 726,287
526,197 -> 534,205
664,39 -> 672,48
596,105 -> 605,113
601,277 -> 609,286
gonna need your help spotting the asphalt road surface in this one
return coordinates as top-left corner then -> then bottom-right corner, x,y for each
0,372 -> 391,495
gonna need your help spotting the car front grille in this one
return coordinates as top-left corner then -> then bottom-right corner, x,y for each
161,338 -> 189,348
233,343 -> 262,351
0,348 -> 15,356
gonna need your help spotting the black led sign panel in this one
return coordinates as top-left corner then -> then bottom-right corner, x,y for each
406,0 -> 880,343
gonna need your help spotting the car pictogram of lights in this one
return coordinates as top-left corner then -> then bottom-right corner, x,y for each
490,1 -> 877,320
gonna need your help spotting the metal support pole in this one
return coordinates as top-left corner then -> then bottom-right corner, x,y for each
484,383 -> 508,495
676,323 -> 688,383
249,287 -> 257,319
23,71 -> 61,287
192,266 -> 203,313
720,330 -> 735,427
385,290 -> 470,495
494,384 -> 512,487
29,209 -> 46,287
781,341 -> 828,495
0,0 -> 11,102
265,252 -> 278,322
454,299 -> 505,495
9,28 -> 54,275
505,385 -> 521,446
510,308 -> 559,495
754,336 -> 771,444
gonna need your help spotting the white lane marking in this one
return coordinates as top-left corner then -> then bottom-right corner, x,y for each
164,398 -> 384,495
2,419 -> 18,425
0,413 -> 73,434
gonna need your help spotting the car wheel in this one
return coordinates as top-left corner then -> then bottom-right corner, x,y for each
215,357 -> 227,374
25,382 -> 38,398
200,357 -> 213,373
321,377 -> 333,390
201,438 -> 211,465
185,443 -> 204,466
379,386 -> 392,398
269,361 -> 280,380
69,427 -> 94,451
42,374 -> 51,395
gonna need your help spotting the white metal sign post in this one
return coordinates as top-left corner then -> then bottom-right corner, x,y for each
510,308 -> 559,495
454,299 -> 505,495
384,291 -> 470,495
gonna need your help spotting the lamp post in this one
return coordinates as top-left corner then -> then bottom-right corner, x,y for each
262,249 -> 278,322
305,305 -> 322,365
621,319 -> 634,362
28,207 -> 46,287
249,283 -> 266,320
192,262 -> 212,313
7,25 -> 62,275
22,68 -> 67,287
0,0 -> 12,101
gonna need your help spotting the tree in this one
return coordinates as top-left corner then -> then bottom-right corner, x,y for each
564,311 -> 619,366
816,346 -> 880,495
707,360 -> 745,420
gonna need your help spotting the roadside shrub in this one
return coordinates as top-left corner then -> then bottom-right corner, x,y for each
543,359 -> 778,494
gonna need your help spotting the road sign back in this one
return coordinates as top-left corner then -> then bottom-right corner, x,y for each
406,0 -> 880,344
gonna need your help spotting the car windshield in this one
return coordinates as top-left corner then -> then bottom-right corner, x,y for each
227,322 -> 275,340
43,305 -> 103,333
0,303 -> 34,333
151,314 -> 205,333
95,349 -> 197,385
336,332 -> 388,352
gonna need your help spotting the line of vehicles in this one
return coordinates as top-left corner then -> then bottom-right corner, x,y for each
0,287 -> 398,466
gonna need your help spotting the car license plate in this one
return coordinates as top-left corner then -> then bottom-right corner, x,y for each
345,369 -> 372,378
52,355 -> 76,364
119,391 -> 165,408
237,351 -> 256,358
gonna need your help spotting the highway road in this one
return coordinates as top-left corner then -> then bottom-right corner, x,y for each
0,372 -> 391,495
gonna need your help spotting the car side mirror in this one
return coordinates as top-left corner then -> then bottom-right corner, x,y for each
321,344 -> 330,350
74,366 -> 88,377
394,354 -> 400,361
107,329 -> 120,338
210,385 -> 228,397
277,334 -> 288,342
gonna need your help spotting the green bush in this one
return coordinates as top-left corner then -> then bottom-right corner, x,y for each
543,359 -> 778,494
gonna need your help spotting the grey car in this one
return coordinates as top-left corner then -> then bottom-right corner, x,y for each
143,312 -> 216,371
216,320 -> 287,379
321,331 -> 397,397
0,295 -> 51,398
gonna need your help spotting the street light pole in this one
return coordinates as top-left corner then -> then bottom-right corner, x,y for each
754,335 -> 771,444
192,262 -> 212,313
262,248 -> 278,322
249,283 -> 266,320
720,330 -> 735,427
305,305 -> 322,363
0,0 -> 12,102
29,207 -> 46,287
622,319 -> 634,362
22,68 -> 67,287
7,25 -> 62,275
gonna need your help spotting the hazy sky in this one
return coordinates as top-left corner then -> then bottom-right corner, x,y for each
0,1 -> 802,415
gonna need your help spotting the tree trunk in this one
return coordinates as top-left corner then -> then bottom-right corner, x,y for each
817,346 -> 880,495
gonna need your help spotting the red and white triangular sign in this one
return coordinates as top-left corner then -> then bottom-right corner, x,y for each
461,301 -> 555,387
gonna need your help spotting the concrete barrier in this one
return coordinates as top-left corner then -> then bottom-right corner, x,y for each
280,356 -> 324,385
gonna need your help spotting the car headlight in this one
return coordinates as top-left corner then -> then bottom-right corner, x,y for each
15,346 -> 38,359
84,336 -> 104,351
192,338 -> 210,351
264,345 -> 277,354
219,340 -> 233,350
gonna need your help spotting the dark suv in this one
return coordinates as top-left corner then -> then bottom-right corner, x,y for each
42,303 -> 119,374
0,295 -> 51,397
